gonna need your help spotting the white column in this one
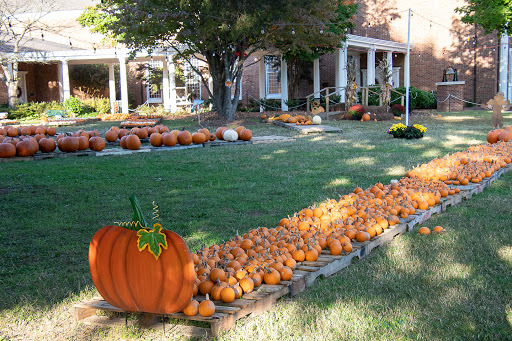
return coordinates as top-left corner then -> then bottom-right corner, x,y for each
386,51 -> 393,86
61,60 -> 71,101
57,62 -> 64,101
259,56 -> 266,112
108,63 -> 116,114
313,58 -> 320,100
335,46 -> 348,101
118,55 -> 129,113
367,46 -> 376,86
499,33 -> 509,98
162,58 -> 170,111
168,60 -> 177,112
355,55 -> 361,87
280,57 -> 288,111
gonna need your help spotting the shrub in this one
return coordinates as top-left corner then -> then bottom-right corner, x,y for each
390,104 -> 406,116
136,104 -> 167,116
7,101 -> 63,120
63,96 -> 82,117
259,99 -> 282,111
358,86 -> 437,109
391,86 -> 436,109
81,97 -> 111,115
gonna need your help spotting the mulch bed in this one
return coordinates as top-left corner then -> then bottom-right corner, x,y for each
161,107 -> 438,127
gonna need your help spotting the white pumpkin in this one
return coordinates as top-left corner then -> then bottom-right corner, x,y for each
223,129 -> 238,142
312,115 -> 322,125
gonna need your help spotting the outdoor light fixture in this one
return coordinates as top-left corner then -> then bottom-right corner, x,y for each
442,66 -> 458,82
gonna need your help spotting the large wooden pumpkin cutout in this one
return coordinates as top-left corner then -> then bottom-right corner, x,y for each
89,196 -> 195,314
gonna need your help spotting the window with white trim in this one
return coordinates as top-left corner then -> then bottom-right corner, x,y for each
185,57 -> 202,100
265,56 -> 281,99
146,60 -> 163,103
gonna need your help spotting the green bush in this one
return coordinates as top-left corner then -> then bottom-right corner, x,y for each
136,104 -> 166,116
259,99 -> 282,111
63,96 -> 82,116
81,97 -> 111,115
358,86 -> 436,109
7,101 -> 63,120
392,86 -> 436,109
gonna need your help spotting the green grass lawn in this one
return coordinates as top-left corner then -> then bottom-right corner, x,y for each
0,111 -> 511,340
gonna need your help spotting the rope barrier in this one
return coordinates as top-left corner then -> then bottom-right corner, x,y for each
245,92 -> 307,110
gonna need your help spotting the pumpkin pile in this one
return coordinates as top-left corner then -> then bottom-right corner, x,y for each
269,113 -> 313,125
0,126 -> 106,157
406,141 -> 512,184
97,113 -> 131,121
105,125 -> 253,150
182,140 -> 512,316
486,127 -> 512,144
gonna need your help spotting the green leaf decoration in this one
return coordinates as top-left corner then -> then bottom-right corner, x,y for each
137,223 -> 168,260
129,195 -> 148,229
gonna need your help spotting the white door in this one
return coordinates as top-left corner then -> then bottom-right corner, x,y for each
18,71 -> 28,103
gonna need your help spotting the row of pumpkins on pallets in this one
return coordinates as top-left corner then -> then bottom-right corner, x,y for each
104,125 -> 252,150
0,126 -> 106,157
0,124 -> 254,157
182,140 -> 512,317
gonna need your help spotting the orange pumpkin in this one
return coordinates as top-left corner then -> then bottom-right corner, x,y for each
177,130 -> 193,145
89,137 -> 106,151
89,196 -> 195,314
0,143 -> 16,158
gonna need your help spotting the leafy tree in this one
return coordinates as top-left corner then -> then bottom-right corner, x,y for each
272,1 -> 358,99
79,0 -> 355,121
456,0 -> 512,34
0,0 -> 57,108
69,64 -> 109,97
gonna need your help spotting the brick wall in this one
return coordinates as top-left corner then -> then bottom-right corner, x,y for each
351,0 -> 500,105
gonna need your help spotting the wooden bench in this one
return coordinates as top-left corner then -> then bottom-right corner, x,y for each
45,109 -> 68,119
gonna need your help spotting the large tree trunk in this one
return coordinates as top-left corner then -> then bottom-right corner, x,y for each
204,52 -> 244,122
8,80 -> 19,108
1,62 -> 19,109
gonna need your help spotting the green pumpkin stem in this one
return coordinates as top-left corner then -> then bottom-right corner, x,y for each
129,195 -> 149,230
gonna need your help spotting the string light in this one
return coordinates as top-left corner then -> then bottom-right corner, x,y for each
148,11 -> 152,18
291,28 -> 295,35
320,27 -> 323,34
261,27 -> 264,34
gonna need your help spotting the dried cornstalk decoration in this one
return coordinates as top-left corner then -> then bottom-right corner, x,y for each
345,59 -> 357,109
376,57 -> 393,110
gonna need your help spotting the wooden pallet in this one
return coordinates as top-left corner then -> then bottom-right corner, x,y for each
272,120 -> 343,134
0,136 -> 293,162
205,140 -> 253,147
74,220 -> 408,337
252,135 -> 296,144
71,163 -> 512,336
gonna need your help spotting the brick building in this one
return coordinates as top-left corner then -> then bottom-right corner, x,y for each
1,0 -> 510,112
